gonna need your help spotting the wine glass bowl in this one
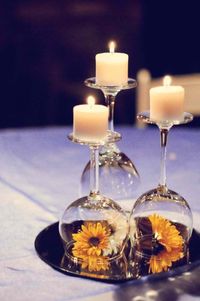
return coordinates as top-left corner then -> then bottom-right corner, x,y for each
131,185 -> 193,241
59,195 -> 129,279
81,150 -> 140,201
59,194 -> 129,259
129,186 -> 192,276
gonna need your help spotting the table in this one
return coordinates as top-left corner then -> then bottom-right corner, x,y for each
0,126 -> 200,301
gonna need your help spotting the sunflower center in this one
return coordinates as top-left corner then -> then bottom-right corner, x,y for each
89,237 -> 100,247
152,236 -> 165,255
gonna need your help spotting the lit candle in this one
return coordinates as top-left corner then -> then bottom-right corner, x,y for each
73,96 -> 108,142
95,41 -> 128,86
150,75 -> 184,121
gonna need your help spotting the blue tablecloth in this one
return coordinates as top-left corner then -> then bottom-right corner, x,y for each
0,126 -> 200,301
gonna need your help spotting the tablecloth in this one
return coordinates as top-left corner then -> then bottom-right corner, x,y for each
0,126 -> 200,301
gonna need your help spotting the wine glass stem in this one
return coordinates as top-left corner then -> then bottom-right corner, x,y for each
89,146 -> 99,196
159,128 -> 169,187
105,94 -> 116,132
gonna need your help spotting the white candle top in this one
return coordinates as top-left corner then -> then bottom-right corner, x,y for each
150,75 -> 184,94
150,85 -> 184,94
150,75 -> 185,121
73,96 -> 108,142
95,41 -> 128,86
96,53 -> 128,61
74,103 -> 108,113
96,41 -> 128,62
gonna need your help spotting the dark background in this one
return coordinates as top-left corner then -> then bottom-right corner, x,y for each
1,0 -> 200,128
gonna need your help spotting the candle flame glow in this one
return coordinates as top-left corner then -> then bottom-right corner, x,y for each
163,75 -> 172,87
87,95 -> 95,106
109,41 -> 116,53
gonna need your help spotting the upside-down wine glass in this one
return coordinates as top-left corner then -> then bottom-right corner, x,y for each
129,111 -> 193,277
59,133 -> 129,280
80,78 -> 140,204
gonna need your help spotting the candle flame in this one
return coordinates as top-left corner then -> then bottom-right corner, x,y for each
163,75 -> 172,87
87,95 -> 95,106
109,41 -> 116,53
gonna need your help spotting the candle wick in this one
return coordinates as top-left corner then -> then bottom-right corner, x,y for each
87,96 -> 95,107
163,75 -> 172,87
109,41 -> 115,54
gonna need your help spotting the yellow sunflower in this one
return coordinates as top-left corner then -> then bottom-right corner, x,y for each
72,222 -> 110,257
148,214 -> 184,274
72,222 -> 110,272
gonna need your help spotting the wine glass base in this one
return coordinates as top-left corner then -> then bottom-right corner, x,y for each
84,77 -> 137,94
68,130 -> 121,146
35,219 -> 200,280
81,151 -> 140,201
137,111 -> 193,127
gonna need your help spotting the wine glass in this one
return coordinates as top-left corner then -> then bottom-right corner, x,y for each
129,111 -> 193,276
59,133 -> 129,279
80,78 -> 140,205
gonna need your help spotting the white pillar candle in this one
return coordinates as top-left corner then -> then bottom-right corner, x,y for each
95,41 -> 128,86
150,76 -> 184,122
73,96 -> 108,142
